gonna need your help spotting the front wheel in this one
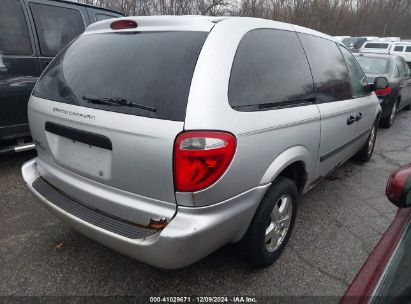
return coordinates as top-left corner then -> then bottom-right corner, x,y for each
356,121 -> 377,162
244,176 -> 299,267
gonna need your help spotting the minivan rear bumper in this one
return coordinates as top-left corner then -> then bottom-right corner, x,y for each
22,158 -> 269,269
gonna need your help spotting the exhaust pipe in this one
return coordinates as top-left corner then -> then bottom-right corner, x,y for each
0,143 -> 35,154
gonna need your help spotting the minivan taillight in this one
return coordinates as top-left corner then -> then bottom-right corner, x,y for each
174,131 -> 236,192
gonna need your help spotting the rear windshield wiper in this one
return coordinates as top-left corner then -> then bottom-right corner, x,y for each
82,95 -> 157,113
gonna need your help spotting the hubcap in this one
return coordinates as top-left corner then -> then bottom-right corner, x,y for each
265,194 -> 293,252
390,102 -> 397,125
368,125 -> 376,155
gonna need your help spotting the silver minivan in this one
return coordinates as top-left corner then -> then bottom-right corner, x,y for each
22,16 -> 383,269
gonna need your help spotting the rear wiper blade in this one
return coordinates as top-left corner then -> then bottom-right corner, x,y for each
82,95 -> 157,112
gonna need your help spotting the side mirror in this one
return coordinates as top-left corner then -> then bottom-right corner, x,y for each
372,77 -> 388,91
386,164 -> 411,208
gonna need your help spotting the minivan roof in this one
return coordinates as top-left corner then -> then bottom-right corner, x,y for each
47,0 -> 124,15
86,15 -> 232,33
85,15 -> 337,43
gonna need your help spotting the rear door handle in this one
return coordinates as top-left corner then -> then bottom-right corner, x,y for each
347,116 -> 356,125
355,112 -> 363,121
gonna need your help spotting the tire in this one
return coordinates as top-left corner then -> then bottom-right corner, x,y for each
244,176 -> 299,267
356,120 -> 377,162
380,100 -> 398,128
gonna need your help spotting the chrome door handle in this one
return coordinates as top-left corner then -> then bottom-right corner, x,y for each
356,112 -> 363,121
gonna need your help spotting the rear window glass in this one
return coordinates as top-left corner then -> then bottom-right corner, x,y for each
364,43 -> 389,49
355,56 -> 390,74
33,31 -> 208,121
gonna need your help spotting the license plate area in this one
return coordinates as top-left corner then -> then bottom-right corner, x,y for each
45,122 -> 112,180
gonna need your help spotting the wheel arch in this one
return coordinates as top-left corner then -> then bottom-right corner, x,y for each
259,146 -> 312,193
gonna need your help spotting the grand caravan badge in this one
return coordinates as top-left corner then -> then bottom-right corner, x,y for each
53,108 -> 96,120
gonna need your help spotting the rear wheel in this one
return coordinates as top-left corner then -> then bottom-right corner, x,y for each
356,120 -> 377,162
380,100 -> 398,128
244,177 -> 299,267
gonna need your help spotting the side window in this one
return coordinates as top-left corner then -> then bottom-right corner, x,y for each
395,65 -> 400,78
396,58 -> 407,77
0,0 -> 32,55
364,43 -> 389,49
228,29 -> 315,110
406,46 -> 411,53
30,3 -> 85,57
95,13 -> 117,22
401,58 -> 410,76
340,47 -> 370,97
394,46 -> 404,52
299,33 -> 352,103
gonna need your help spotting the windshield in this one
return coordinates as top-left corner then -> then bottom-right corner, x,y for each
355,56 -> 390,74
33,31 -> 208,121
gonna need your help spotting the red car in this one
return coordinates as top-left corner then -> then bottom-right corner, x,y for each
341,164 -> 411,303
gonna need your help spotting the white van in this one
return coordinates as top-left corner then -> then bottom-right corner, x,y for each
360,41 -> 391,54
389,42 -> 411,66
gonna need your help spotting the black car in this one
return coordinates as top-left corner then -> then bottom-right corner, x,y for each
354,53 -> 411,128
0,0 -> 123,153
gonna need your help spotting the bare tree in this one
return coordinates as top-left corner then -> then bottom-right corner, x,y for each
77,0 -> 411,38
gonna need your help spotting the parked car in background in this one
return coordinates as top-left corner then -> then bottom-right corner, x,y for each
389,42 -> 411,68
22,16 -> 383,269
379,37 -> 401,43
354,53 -> 411,128
0,0 -> 123,154
341,164 -> 411,304
334,35 -> 351,42
342,37 -> 368,52
360,41 -> 392,54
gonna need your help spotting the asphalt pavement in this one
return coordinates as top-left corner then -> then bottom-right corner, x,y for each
1,110 -> 410,301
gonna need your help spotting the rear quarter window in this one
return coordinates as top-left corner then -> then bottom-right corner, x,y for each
33,31 -> 208,121
229,29 -> 315,111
